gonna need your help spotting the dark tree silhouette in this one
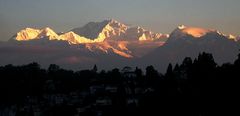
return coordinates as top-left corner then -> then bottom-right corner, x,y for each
0,52 -> 240,116
166,63 -> 173,77
146,65 -> 159,78
48,64 -> 60,72
92,64 -> 98,72
134,67 -> 143,78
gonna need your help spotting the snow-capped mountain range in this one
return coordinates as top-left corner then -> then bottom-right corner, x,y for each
12,19 -> 169,58
1,19 -> 239,71
14,19 -> 169,44
168,25 -> 239,42
140,25 -> 240,71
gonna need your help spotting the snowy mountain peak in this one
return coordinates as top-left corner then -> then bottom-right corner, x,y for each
223,34 -> 238,41
106,19 -> 124,25
38,27 -> 59,40
58,31 -> 93,44
176,25 -> 212,38
14,19 -> 168,46
16,28 -> 41,41
108,19 -> 128,27
71,19 -> 129,41
167,25 -> 238,43
227,34 -> 236,39
70,19 -> 168,42
15,27 -> 59,41
182,27 -> 211,38
178,25 -> 186,30
169,25 -> 216,40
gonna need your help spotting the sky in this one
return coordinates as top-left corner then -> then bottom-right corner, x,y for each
0,0 -> 240,41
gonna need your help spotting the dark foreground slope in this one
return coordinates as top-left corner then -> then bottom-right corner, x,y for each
0,52 -> 240,116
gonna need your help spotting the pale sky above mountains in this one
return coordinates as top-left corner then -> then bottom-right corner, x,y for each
0,0 -> 240,41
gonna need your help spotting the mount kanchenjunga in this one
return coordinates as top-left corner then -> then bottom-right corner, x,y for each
3,23 -> 240,71
71,19 -> 128,41
13,19 -> 168,58
14,19 -> 168,44
71,19 -> 169,41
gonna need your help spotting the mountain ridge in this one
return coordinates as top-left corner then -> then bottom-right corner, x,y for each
12,19 -> 170,58
14,19 -> 169,44
2,20 -> 240,71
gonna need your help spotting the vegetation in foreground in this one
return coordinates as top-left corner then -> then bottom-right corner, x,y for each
0,52 -> 240,116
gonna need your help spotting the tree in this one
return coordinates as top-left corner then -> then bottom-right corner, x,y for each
166,63 -> 173,76
122,66 -> 132,73
92,64 -> 98,72
48,64 -> 60,72
173,64 -> 180,72
24,62 -> 41,72
195,52 -> 217,69
146,65 -> 159,78
181,57 -> 192,69
134,67 -> 143,78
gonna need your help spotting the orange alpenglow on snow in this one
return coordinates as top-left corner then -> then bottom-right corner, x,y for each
13,20 -> 170,58
16,28 -> 41,41
14,19 -> 169,44
11,20 -> 240,59
85,41 -> 133,58
179,25 -> 212,38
